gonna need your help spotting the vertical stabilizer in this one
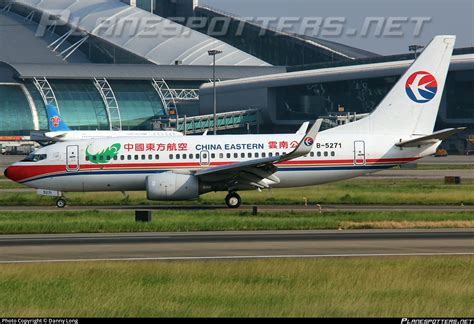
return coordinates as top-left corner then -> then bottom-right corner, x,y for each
338,36 -> 455,135
46,104 -> 71,132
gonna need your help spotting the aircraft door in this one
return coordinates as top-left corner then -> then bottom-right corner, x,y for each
66,145 -> 80,172
199,150 -> 210,166
353,141 -> 366,165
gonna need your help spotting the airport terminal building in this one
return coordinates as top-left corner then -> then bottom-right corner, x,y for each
0,0 -> 473,153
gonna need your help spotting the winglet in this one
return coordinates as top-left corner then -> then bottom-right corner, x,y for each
280,119 -> 323,161
296,121 -> 309,134
46,104 -> 71,132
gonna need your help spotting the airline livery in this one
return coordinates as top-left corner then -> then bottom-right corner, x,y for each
4,36 -> 464,208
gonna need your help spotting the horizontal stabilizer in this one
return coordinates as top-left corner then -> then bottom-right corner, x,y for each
395,127 -> 466,147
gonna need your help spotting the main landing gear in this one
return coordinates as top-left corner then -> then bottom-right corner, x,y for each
225,192 -> 241,208
56,198 -> 66,208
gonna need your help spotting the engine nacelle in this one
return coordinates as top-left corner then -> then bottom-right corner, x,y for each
146,172 -> 199,200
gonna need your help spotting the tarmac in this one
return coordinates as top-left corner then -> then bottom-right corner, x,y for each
1,229 -> 472,263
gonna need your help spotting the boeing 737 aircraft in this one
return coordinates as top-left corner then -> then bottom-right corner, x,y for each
42,104 -> 182,141
5,36 -> 464,208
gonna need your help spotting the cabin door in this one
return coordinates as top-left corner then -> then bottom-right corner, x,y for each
353,141 -> 366,165
66,145 -> 80,172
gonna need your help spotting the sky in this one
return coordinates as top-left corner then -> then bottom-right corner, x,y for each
199,0 -> 474,55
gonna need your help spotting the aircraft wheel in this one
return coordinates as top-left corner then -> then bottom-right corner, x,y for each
56,198 -> 66,208
225,192 -> 241,208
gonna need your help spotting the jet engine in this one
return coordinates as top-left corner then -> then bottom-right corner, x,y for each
146,172 -> 200,200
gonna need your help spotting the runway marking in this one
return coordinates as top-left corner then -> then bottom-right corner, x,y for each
1,252 -> 473,264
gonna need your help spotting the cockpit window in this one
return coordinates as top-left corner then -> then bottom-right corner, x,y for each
21,153 -> 47,162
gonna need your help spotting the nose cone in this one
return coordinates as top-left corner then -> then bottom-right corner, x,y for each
3,165 -> 23,183
4,166 -> 10,180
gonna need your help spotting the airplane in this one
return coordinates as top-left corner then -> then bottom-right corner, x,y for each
37,104 -> 183,142
5,36 -> 465,208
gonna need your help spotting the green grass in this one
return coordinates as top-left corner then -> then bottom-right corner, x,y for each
0,257 -> 472,317
416,164 -> 474,170
2,178 -> 473,206
0,180 -> 27,189
0,210 -> 473,234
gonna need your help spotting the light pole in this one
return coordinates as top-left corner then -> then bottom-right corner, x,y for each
208,49 -> 222,135
408,45 -> 424,59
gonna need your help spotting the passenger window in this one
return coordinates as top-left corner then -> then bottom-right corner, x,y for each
317,152 -> 321,157
189,154 -> 193,159
310,152 -> 314,157
134,155 -> 139,160
324,152 -> 328,157
120,155 -> 125,161
255,152 -> 259,158
148,155 -> 153,160
99,155 -> 103,161
182,154 -> 187,159
196,154 -> 200,159
211,153 -> 215,159
262,152 -> 266,158
241,153 -> 245,158
155,154 -> 160,160
331,151 -> 335,157
269,152 -> 273,157
275,152 -> 280,156
141,155 -> 145,160
127,155 -> 131,160
169,154 -> 173,160
203,153 -> 207,159
176,154 -> 180,159
113,155 -> 118,161
106,156 -> 111,161
234,153 -> 238,158
85,156 -> 89,161
227,153 -> 231,158
219,153 -> 224,159
248,153 -> 252,158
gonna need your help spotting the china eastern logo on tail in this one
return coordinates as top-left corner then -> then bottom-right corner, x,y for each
405,71 -> 438,103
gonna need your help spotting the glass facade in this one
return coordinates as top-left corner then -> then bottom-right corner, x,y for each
0,85 -> 34,136
444,70 -> 474,122
49,80 -> 110,131
0,80 -> 169,134
274,70 -> 474,129
109,81 -> 166,130
275,75 -> 398,121
24,81 -> 48,131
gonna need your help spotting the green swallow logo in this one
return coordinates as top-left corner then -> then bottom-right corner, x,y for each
86,143 -> 121,164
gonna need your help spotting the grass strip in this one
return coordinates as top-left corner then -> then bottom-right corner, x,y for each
0,210 -> 473,234
0,256 -> 472,317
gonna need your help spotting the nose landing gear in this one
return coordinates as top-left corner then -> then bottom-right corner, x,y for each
56,198 -> 66,208
225,192 -> 241,208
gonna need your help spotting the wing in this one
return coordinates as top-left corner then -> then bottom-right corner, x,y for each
194,119 -> 323,190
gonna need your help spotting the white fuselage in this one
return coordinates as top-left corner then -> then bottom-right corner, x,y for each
7,128 -> 438,192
